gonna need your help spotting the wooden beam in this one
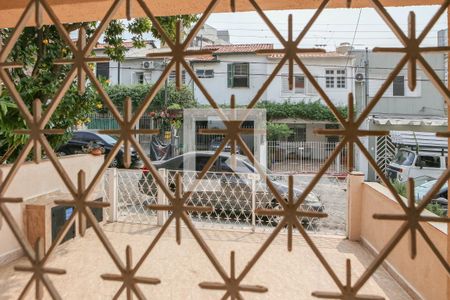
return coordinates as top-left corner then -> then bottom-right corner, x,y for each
0,0 -> 443,29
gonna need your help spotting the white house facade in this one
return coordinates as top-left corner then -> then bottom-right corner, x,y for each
190,43 -> 355,107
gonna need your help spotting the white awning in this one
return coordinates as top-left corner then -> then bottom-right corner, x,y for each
372,117 -> 448,127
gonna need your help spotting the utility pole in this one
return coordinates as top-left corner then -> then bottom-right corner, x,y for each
117,61 -> 121,85
364,47 -> 369,109
164,58 -> 168,109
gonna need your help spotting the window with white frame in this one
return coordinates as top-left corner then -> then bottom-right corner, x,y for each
325,70 -> 335,88
169,70 -> 187,84
393,75 -> 405,96
336,69 -> 346,88
135,72 -> 144,84
196,69 -> 214,78
227,63 -> 250,88
282,74 -> 305,94
325,69 -> 346,89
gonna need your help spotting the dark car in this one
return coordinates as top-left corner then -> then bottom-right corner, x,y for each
57,130 -> 142,168
139,151 -> 324,214
209,138 -> 241,154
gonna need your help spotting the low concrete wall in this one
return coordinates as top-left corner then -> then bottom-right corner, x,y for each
0,155 -> 103,265
348,173 -> 447,300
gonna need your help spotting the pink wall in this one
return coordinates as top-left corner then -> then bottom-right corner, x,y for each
348,173 -> 447,300
0,155 -> 103,265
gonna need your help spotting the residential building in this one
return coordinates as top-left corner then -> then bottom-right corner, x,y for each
438,28 -> 448,85
94,40 -> 157,85
352,50 -> 447,179
94,41 -> 357,143
190,24 -> 230,47
189,43 -> 355,142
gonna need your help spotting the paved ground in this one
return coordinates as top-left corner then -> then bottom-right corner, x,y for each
0,223 -> 411,299
294,175 -> 348,235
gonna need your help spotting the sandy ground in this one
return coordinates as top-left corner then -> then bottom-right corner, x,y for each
0,223 -> 411,300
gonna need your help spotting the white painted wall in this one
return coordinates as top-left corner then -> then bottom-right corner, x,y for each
267,56 -> 354,106
192,54 -> 269,106
97,50 -> 354,108
192,54 -> 353,107
0,155 -> 103,265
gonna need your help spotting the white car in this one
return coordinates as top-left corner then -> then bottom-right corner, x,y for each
386,149 -> 447,182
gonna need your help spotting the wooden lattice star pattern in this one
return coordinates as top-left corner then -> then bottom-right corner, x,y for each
101,245 -> 161,299
14,238 -> 66,300
371,0 -> 450,99
146,19 -> 214,90
312,259 -> 384,300
148,172 -> 214,244
0,36 -> 23,94
55,170 -> 110,237
54,26 -> 110,94
255,175 -> 328,251
99,97 -> 160,168
315,93 -> 389,172
0,171 -> 22,230
14,99 -> 65,163
373,178 -> 450,270
199,251 -> 268,300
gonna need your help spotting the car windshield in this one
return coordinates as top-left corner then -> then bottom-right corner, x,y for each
413,175 -> 436,187
241,157 -> 272,175
415,179 -> 448,201
97,133 -> 118,145
392,150 -> 415,166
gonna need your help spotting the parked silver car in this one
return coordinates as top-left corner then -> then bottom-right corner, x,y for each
139,151 -> 324,214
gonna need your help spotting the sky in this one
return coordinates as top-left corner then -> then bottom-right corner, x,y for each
199,5 -> 448,51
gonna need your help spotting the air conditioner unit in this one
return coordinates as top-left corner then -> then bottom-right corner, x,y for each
142,61 -> 154,70
355,73 -> 364,82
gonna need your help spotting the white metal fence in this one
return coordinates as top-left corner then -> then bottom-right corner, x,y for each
103,168 -> 347,235
267,141 -> 347,174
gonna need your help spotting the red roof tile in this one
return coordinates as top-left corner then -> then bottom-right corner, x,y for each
189,44 -> 274,62
204,43 -> 273,53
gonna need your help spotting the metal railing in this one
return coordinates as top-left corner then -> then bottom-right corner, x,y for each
103,168 -> 347,235
267,141 -> 347,174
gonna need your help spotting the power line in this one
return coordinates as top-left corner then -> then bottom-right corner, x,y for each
345,8 -> 362,69
102,59 -> 448,72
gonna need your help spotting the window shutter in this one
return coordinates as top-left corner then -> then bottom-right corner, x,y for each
245,63 -> 250,87
227,64 -> 233,88
281,75 -> 289,93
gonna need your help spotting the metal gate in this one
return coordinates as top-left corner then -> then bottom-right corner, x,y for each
103,168 -> 347,235
375,135 -> 396,175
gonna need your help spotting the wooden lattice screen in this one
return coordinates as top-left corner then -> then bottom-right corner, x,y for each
0,0 -> 449,299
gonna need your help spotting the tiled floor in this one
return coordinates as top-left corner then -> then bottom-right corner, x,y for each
0,223 -> 411,299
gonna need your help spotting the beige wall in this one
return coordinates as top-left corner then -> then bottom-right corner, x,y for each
0,155 -> 103,264
348,174 -> 447,300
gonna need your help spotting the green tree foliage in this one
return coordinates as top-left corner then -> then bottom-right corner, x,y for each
102,84 -> 197,112
267,122 -> 293,140
256,100 -> 348,122
0,15 -> 198,163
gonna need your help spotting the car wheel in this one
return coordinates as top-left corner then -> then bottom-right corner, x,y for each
109,157 -> 120,168
57,151 -> 68,157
